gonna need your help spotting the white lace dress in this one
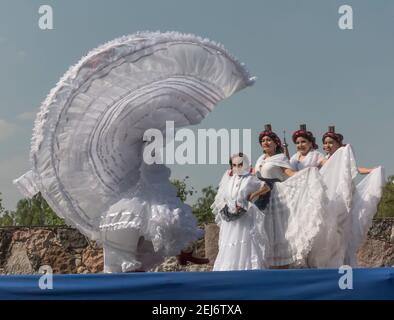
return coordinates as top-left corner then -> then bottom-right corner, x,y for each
254,153 -> 327,267
211,171 -> 269,271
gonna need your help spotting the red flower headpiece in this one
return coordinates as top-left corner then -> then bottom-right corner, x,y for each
292,129 -> 318,150
258,125 -> 284,153
322,126 -> 344,145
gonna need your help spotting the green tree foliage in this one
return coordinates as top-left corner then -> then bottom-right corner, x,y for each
192,186 -> 217,225
376,175 -> 394,218
0,192 -> 16,226
0,192 -> 4,214
0,212 -> 15,226
0,192 -> 65,226
171,178 -> 217,225
171,176 -> 195,202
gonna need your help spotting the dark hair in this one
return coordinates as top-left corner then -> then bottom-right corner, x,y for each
322,132 -> 344,145
292,130 -> 318,149
258,131 -> 284,154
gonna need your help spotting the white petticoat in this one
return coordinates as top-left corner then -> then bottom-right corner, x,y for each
101,195 -> 201,255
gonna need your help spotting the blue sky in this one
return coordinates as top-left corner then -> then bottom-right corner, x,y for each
0,0 -> 393,209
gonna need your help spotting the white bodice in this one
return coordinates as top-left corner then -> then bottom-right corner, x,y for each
255,153 -> 292,182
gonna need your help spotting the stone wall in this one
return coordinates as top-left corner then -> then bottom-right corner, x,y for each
357,218 -> 394,267
0,227 -> 103,274
0,219 -> 393,274
0,226 -> 210,274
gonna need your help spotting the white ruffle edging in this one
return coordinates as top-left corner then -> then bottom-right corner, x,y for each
100,203 -> 203,257
30,31 -> 255,158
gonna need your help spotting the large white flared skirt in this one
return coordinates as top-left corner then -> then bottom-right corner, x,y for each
308,145 -> 385,268
260,167 -> 327,267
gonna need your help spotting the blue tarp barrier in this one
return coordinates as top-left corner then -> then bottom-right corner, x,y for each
0,268 -> 393,300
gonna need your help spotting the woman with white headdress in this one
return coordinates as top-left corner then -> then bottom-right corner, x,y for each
211,152 -> 271,271
13,31 -> 255,273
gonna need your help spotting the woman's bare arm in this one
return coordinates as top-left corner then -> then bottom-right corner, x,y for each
283,167 -> 296,177
248,184 -> 270,202
358,167 -> 373,175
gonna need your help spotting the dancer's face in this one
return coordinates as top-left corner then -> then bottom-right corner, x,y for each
295,137 -> 312,156
231,159 -> 243,170
231,156 -> 247,175
323,137 -> 341,156
261,136 -> 277,155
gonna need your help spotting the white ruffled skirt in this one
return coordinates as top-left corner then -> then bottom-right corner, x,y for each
260,167 -> 327,267
308,145 -> 385,268
99,180 -> 203,272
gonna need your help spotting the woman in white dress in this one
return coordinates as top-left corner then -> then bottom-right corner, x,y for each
211,153 -> 271,271
287,124 -> 348,267
254,125 -> 327,269
290,124 -> 325,171
283,125 -> 384,268
319,126 -> 385,267
321,126 -> 372,174
287,125 -> 357,267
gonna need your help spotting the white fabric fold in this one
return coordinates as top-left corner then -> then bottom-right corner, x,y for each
345,166 -> 385,266
12,170 -> 39,199
308,145 -> 384,268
